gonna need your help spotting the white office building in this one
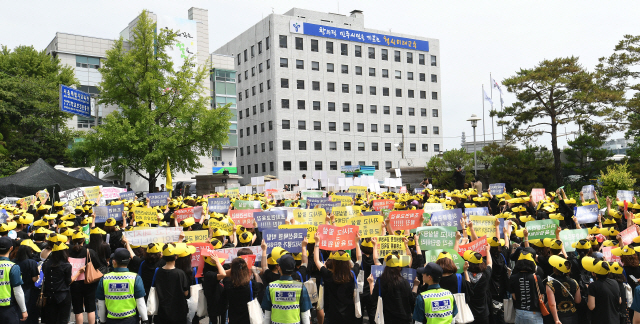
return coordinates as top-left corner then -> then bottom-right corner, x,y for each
214,8 -> 443,184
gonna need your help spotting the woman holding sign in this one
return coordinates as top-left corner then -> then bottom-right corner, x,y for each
367,252 -> 414,324
68,232 -> 100,324
221,257 -> 263,324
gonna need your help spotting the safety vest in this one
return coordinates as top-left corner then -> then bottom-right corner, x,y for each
102,271 -> 137,319
269,280 -> 303,324
0,260 -> 14,306
421,288 -> 455,324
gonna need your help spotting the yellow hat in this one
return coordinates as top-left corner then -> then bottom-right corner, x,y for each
543,206 -> 556,213
81,217 -> 93,225
587,226 -> 600,235
16,214 -> 34,225
609,209 -> 622,218
572,239 -> 591,250
543,238 -> 563,250
162,243 -> 184,257
602,240 -> 619,247
436,251 -> 453,261
612,245 -> 636,256
603,218 -> 617,225
89,227 -> 107,235
35,227 -> 52,234
0,222 -> 17,232
292,251 -> 308,261
548,255 -> 570,273
582,201 -> 597,206
210,239 -> 223,250
518,251 -> 536,265
563,198 -> 577,205
37,204 -> 51,211
488,237 -> 505,247
33,219 -> 49,227
582,256 -> 609,275
361,239 -> 374,248
177,244 -> 196,258
72,231 -> 89,240
20,239 -> 42,253
609,262 -> 624,274
43,214 -> 57,220
46,233 -> 67,243
384,253 -> 408,267
512,206 -> 527,213
147,243 -> 162,253
211,228 -> 228,237
239,232 -> 253,244
496,212 -> 513,219
51,242 -> 69,252
549,213 -> 564,221
529,239 -> 545,248
236,225 -> 247,235
519,215 -> 535,223
463,250 -> 483,264
464,203 -> 477,208
60,228 -> 76,237
105,218 -> 117,226
601,227 -> 619,237
54,201 -> 64,207
179,217 -> 195,228
329,251 -> 351,261
60,214 -> 76,221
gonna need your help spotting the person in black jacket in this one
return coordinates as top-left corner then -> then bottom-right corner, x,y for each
453,166 -> 465,190
41,241 -> 72,324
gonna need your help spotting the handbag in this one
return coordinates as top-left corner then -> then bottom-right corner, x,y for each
534,274 -> 550,316
247,281 -> 263,324
624,283 -> 633,307
317,278 -> 325,310
503,296 -> 515,323
304,277 -> 318,304
352,270 -> 362,318
374,279 -> 384,324
146,268 -> 160,316
84,249 -> 104,284
187,272 -> 202,321
453,273 -> 474,324
196,285 -> 208,317
36,266 -> 47,308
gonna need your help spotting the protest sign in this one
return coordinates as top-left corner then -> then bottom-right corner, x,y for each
371,265 -> 385,281
401,268 -> 417,288
423,203 -> 445,213
264,189 -> 279,199
208,198 -> 230,214
133,207 -> 158,224
239,255 -> 256,269
332,206 -> 361,226
621,225 -> 639,247
225,189 -> 239,198
307,197 -> 330,209
430,209 -> 463,230
602,246 -> 622,263
362,211 -> 381,216
349,216 -> 383,238
272,191 -> 297,201
229,209 -> 259,228
458,235 -> 487,257
0,210 -> 8,224
217,246 -> 262,264
316,225 -> 358,251
372,200 -> 395,211
59,188 -> 84,209
489,183 -> 506,195
191,242 -> 230,277
36,190 -> 49,204
399,186 -> 407,193
119,191 -> 136,200
581,185 -> 595,200
377,235 -> 406,255
69,257 -> 86,281
526,219 -> 559,240
348,186 -> 368,196
254,210 -> 288,229
574,204 -> 599,224
559,229 -> 589,253
82,224 -> 90,244
424,249 -> 465,273
388,210 -> 422,230
467,216 -> 503,238
618,190 -> 634,202
262,228 -> 307,253
334,192 -> 357,199
293,209 -> 327,226
381,209 -> 392,219
301,190 -> 325,199
82,186 -> 104,205
16,195 -> 37,210
94,205 -> 124,222
146,192 -> 169,207
124,227 -> 183,246
416,226 -> 457,250
284,200 -> 307,208
174,206 -> 204,223
531,188 -> 546,204
209,218 -> 235,234
318,202 -> 340,214
234,200 -> 261,210
330,195 -> 353,206
102,187 -> 126,201
280,224 -> 318,243
183,230 -> 209,243
464,207 -> 489,216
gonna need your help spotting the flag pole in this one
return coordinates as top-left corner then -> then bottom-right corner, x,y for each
490,73 -> 494,141
482,85 -> 486,143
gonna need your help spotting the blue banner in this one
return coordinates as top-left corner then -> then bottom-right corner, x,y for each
262,228 -> 308,253
370,265 -> 416,288
362,211 -> 381,216
59,84 -> 91,117
119,191 -> 136,200
94,205 -> 124,222
254,210 -> 288,229
464,207 -> 489,216
292,21 -> 429,52
146,192 -> 170,207
0,210 -> 8,224
581,185 -> 595,200
208,198 -> 230,214
319,202 -> 341,214
307,197 -> 330,209
430,209 -> 464,230
617,190 -> 634,202
489,183 -> 505,195
574,204 -> 599,224
334,192 -> 356,199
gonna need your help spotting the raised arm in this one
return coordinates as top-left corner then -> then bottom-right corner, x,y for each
301,237 -> 309,266
372,237 -> 381,265
313,232 -> 324,270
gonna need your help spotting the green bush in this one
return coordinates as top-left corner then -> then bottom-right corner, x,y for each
599,162 -> 636,198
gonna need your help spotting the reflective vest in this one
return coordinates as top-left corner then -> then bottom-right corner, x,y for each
0,260 -> 14,306
421,288 -> 455,324
269,280 -> 303,324
102,271 -> 137,319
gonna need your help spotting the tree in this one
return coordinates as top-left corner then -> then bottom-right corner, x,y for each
0,45 -> 78,165
82,11 -> 233,191
599,162 -> 636,198
488,145 -> 554,192
425,148 -> 474,190
493,57 -> 623,186
563,134 -> 612,184
0,133 -> 25,178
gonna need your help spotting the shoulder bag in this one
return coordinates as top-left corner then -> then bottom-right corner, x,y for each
36,265 -> 47,308
352,270 -> 362,318
534,274 -> 549,316
84,249 -> 103,284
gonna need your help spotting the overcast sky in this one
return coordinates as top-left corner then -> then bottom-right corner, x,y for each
2,0 -> 639,150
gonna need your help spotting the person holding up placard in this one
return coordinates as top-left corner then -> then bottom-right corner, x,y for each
41,242 -> 72,324
202,251 -> 226,324
221,256 -> 263,324
154,243 -> 191,324
508,251 -> 545,324
546,255 -> 580,324
462,244 -> 492,324
367,252 -> 414,324
68,231 -> 100,324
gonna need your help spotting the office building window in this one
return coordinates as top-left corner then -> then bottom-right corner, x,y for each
261,122 -> 265,132
258,41 -> 262,54
266,36 -> 270,49
370,105 -> 377,114
431,74 -> 437,82
240,129 -> 243,138
432,92 -> 438,100
385,143 -> 391,151
396,88 -> 402,97
295,37 -> 303,50
407,52 -> 413,63
327,82 -> 335,92
311,39 -> 318,52
384,124 -> 390,133
369,68 -> 376,76
283,140 -> 291,150
297,80 -> 305,90
281,78 -> 289,88
381,49 -> 388,60
358,142 -> 365,151
357,104 -> 364,113
312,61 -> 319,71
433,109 -> 439,117
279,35 -> 287,48
297,100 -> 305,109
312,81 -> 320,91
314,121 -> 321,130
355,45 -> 361,57
422,144 -> 429,152
330,142 -> 337,150
298,120 -> 306,130
409,107 -> 415,116
383,88 -> 389,96
330,161 -> 337,170
344,161 -> 352,166
343,122 -> 350,131
385,161 -> 392,169
356,85 -> 363,94
282,120 -> 290,129
419,53 -> 425,65
241,166 -> 244,174
371,124 -> 378,132
296,59 -> 304,69
252,86 -> 256,95
410,143 -> 416,152
261,143 -> 265,152
283,161 -> 291,170
407,72 -> 414,80
244,49 -> 247,62
341,64 -> 348,74
396,107 -> 402,115
372,161 -> 379,170
357,123 -> 364,132
397,125 -> 403,133
394,50 -> 401,62
326,41 -> 334,54
267,59 -> 270,69
261,163 -> 266,172
280,58 -> 288,67
252,67 -> 255,76
341,43 -> 348,55
237,53 -> 240,65
344,142 -> 351,151
327,63 -> 334,72
421,126 -> 428,134
328,102 -> 335,111
433,126 -> 439,134
315,161 -> 323,170
299,141 -> 306,150
395,70 -> 401,79
246,127 -> 250,136
270,162 -> 274,172
431,55 -> 437,66
269,141 -> 273,151
269,120 -> 273,130
368,47 -> 375,59
342,84 -> 349,93
409,125 -> 415,134
329,122 -> 336,131
419,73 -> 425,81
259,83 -> 263,93
434,144 -> 440,152
421,108 -> 427,117
282,99 -> 290,109
382,69 -> 388,78
372,143 -> 379,151
313,101 -> 320,110
408,90 -> 414,98
355,66 -> 362,75
420,91 -> 427,99
314,141 -> 322,150
383,106 -> 390,114
342,103 -> 350,112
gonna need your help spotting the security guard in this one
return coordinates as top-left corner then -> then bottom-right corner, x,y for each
261,253 -> 312,324
0,237 -> 27,324
413,262 -> 457,324
96,248 -> 148,324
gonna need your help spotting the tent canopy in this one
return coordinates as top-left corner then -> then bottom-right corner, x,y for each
65,168 -> 124,188
0,158 -> 113,198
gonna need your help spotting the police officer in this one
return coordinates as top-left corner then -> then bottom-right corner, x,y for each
261,253 -> 312,324
96,248 -> 148,324
0,236 -> 27,324
413,262 -> 458,324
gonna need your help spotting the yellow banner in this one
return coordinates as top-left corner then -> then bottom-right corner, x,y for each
377,235 -> 406,256
184,230 -> 209,243
225,189 -> 239,198
280,224 -> 318,243
209,218 -> 235,235
349,215 -> 383,238
293,209 -> 326,226
330,195 -> 353,206
348,186 -> 368,196
332,206 -> 361,226
467,215 -> 498,238
84,186 -> 101,204
133,207 -> 158,224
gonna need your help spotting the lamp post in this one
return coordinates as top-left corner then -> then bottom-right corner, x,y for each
467,114 -> 481,177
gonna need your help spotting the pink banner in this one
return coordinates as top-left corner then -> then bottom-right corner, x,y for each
69,257 -> 86,281
372,200 -> 395,212
230,209 -> 260,228
602,246 -> 622,264
388,210 -> 422,230
621,225 -> 639,247
458,235 -> 487,257
317,224 -> 358,251
174,206 -> 204,223
531,188 -> 546,205
189,242 -> 229,278
240,255 -> 256,269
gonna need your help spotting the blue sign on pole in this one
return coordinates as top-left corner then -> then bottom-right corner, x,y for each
59,84 -> 91,117
254,210 -> 288,229
208,198 -> 230,214
146,192 -> 170,207
574,205 -> 599,224
430,209 -> 464,230
119,191 -> 136,200
307,197 -> 330,209
464,207 -> 490,216
94,205 -> 124,222
262,228 -> 308,253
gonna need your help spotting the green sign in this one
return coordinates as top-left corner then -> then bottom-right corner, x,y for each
424,248 -> 464,274
381,208 -> 391,219
525,219 -> 559,240
559,229 -> 588,252
82,224 -> 90,244
285,200 -> 307,208
416,226 -> 457,250
233,200 -> 260,210
410,213 -> 431,234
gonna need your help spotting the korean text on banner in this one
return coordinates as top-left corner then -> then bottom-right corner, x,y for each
531,188 -> 546,204
316,225 -> 358,251
119,191 -> 136,200
377,235 -> 405,256
174,206 -> 204,223
559,229 -> 588,253
332,206 -> 361,226
388,210 -> 422,230
82,186 -> 104,205
489,183 -> 506,195
209,218 -> 235,235
602,246 -> 622,263
262,228 -> 307,253
319,202 -> 341,214
301,190 -> 325,199
133,207 -> 159,224
240,255 -> 256,269
581,185 -> 595,200
146,192 -> 169,207
574,205 -> 599,224
94,205 -> 124,222
331,195 -> 353,206
458,235 -> 487,257
217,246 -> 263,264
348,186 -> 367,196
208,198 -> 230,214
293,208 -> 326,226
124,227 -> 183,246
617,190 -> 634,202
372,200 -> 395,211
59,188 -> 85,209
254,210 -> 288,229
233,200 -> 261,210
423,203 -> 445,213
416,226 -> 457,250
467,216 -> 503,238
230,209 -> 259,228
225,189 -> 239,198
184,230 -> 209,243
307,197 -> 330,209
464,207 -> 489,216
69,257 -> 86,281
102,187 -> 126,201
424,249 -> 465,274
349,216 -> 383,238
334,192 -> 357,199
621,225 -> 639,247
430,209 -> 463,230
279,224 -> 317,243
526,219 -> 559,240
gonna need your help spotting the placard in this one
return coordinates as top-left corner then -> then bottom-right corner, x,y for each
254,210 -> 288,229
332,206 -> 361,226
293,209 -> 327,226
430,209 -> 463,230
424,249 -> 465,274
284,200 -> 307,208
574,204 -> 599,224
82,186 -> 103,205
621,225 -> 639,247
581,185 -> 595,200
423,203 -> 445,213
416,226 -> 457,250
307,197 -> 330,209
146,192 -> 169,207
468,215 -> 504,238
330,195 -> 353,206
458,235 -> 487,257
362,211 -> 381,216
316,225 -> 358,251
372,200 -> 395,212
559,229 -> 588,252
334,192 -> 356,199
348,215 -> 383,238
319,202 -> 340,214
348,186 -> 368,196
377,235 -> 405,256
133,207 -> 159,224
301,190 -> 325,199
531,188 -> 546,204
191,242 -> 230,277
233,200 -> 261,210
69,257 -> 86,281
36,190 -> 49,204
174,206 -> 204,223
388,210 -> 422,230
225,189 -> 239,198
464,207 -> 489,216
280,224 -> 318,243
602,246 -> 622,263
209,218 -> 235,234
59,188 -> 84,209
489,183 -> 506,195
272,192 -> 297,201
240,255 -> 256,269
94,205 -> 124,223
183,230 -> 209,243
617,190 -> 634,202
123,227 -> 183,246
525,219 -> 559,240
229,209 -> 259,228
370,265 -> 416,287
102,187 -> 126,200
119,191 -> 136,200
262,228 -> 307,253
208,198 -> 230,214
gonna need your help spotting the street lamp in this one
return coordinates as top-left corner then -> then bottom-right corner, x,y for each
467,114 -> 481,176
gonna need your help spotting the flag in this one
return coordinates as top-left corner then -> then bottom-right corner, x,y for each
483,89 -> 493,106
492,77 -> 503,95
165,159 -> 173,191
500,94 -> 504,106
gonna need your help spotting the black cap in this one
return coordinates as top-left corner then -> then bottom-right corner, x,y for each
278,254 -> 296,272
417,262 -> 443,280
112,248 -> 131,265
0,237 -> 12,252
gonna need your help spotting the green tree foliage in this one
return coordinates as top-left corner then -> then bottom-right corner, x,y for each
0,133 -> 25,178
425,148 -> 474,189
488,145 -> 554,192
599,162 -> 636,198
0,45 -> 77,165
493,57 -> 623,186
563,134 -> 612,184
82,11 -> 232,191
